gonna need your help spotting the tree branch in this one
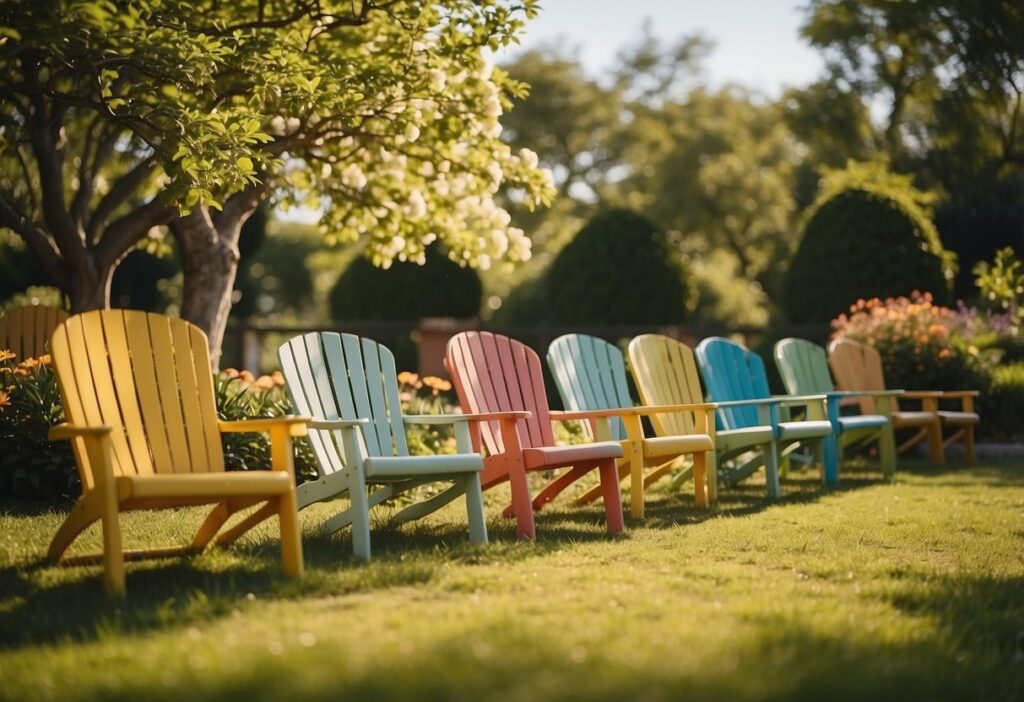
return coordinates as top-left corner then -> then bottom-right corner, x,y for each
94,196 -> 176,268
0,191 -> 67,289
86,154 -> 159,242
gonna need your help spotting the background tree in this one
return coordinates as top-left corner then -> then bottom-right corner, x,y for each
0,0 -> 553,364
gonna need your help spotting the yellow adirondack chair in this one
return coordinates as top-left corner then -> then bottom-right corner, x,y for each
47,310 -> 306,597
828,338 -> 980,464
0,304 -> 67,359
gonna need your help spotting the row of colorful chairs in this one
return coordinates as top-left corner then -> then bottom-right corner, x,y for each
37,310 -> 979,597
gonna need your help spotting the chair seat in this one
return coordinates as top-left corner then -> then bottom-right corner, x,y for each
893,411 -> 940,427
838,414 -> 890,432
938,410 -> 980,426
778,420 -> 833,441
717,425 -> 776,447
643,434 -> 714,458
523,441 -> 624,470
364,453 -> 483,479
117,470 -> 293,501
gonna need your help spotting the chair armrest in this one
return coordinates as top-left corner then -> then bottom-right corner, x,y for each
900,390 -> 945,399
449,411 -> 531,422
49,423 -> 114,441
218,417 -> 309,438
773,394 -> 827,406
713,397 -> 781,408
403,414 -> 479,426
307,418 -> 369,430
551,403 -> 716,422
938,390 -> 980,398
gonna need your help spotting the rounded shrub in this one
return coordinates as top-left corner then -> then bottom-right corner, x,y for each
538,209 -> 691,325
783,168 -> 955,324
330,245 -> 482,321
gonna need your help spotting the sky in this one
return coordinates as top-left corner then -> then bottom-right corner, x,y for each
495,0 -> 825,97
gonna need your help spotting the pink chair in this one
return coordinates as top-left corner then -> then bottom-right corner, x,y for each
445,331 -> 625,539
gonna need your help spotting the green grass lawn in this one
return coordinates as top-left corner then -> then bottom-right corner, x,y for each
0,460 -> 1022,701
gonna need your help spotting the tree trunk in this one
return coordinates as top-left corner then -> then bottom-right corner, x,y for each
172,189 -> 262,369
66,251 -> 114,313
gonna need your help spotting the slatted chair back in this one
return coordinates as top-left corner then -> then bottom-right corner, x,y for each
695,337 -> 772,431
625,334 -> 704,437
49,310 -> 224,492
445,331 -> 555,455
279,332 -> 407,477
827,338 -> 889,414
774,338 -> 836,396
0,305 -> 67,360
547,334 -> 632,441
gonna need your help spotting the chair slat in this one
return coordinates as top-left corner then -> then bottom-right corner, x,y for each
80,312 -> 137,477
171,320 -> 209,472
148,315 -> 193,472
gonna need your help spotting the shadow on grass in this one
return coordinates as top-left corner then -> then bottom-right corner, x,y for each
73,573 -> 1024,702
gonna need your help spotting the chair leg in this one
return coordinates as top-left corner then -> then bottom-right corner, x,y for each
464,474 -> 488,546
879,425 -> 897,479
192,502 -> 233,550
507,460 -> 536,540
99,491 -> 125,598
277,492 -> 304,578
963,425 -> 975,466
821,436 -> 839,487
927,420 -> 945,465
706,450 -> 719,505
576,461 -> 629,505
763,442 -> 781,500
628,441 -> 645,520
598,459 -> 624,534
47,494 -> 102,563
214,501 -> 277,545
348,464 -> 372,561
692,452 -> 708,508
531,466 -> 589,511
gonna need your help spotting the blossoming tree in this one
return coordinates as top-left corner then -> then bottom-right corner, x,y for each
0,0 -> 553,364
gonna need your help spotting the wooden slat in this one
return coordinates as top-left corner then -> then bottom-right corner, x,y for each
627,335 -> 701,437
300,332 -> 348,473
124,313 -> 175,474
171,319 -> 209,472
146,314 -> 191,473
188,325 -> 224,473
360,337 -> 395,456
279,335 -> 340,475
375,341 -> 409,457
80,312 -> 136,476
340,333 -> 379,456
49,317 -> 95,490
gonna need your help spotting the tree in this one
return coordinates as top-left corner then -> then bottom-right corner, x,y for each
0,0 -> 554,365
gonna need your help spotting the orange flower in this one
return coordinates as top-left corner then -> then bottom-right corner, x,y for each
239,370 -> 255,383
36,354 -> 51,366
253,375 -> 276,390
397,371 -> 422,388
223,368 -> 240,379
0,389 -> 9,410
422,376 -> 451,393
0,349 -> 15,363
271,370 -> 285,387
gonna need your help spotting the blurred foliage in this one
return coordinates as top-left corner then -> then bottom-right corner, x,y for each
980,362 -> 1024,440
783,162 -> 954,323
330,244 -> 482,322
973,247 -> 1024,326
503,209 -> 692,325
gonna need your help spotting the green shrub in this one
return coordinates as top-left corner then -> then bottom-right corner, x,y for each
0,352 -> 76,498
537,209 -> 692,325
330,245 -> 482,322
980,362 -> 1024,441
784,163 -> 955,323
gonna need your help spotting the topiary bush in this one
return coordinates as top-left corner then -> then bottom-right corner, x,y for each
783,163 -> 956,324
536,208 -> 691,325
330,244 -> 482,322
